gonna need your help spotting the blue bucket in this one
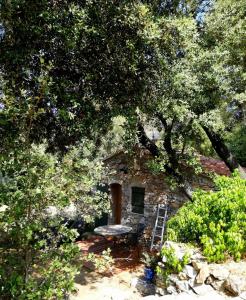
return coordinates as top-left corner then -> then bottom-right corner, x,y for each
144,267 -> 154,282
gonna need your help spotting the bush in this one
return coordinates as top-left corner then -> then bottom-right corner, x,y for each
156,246 -> 190,283
167,172 -> 246,262
0,144 -> 109,299
141,252 -> 160,269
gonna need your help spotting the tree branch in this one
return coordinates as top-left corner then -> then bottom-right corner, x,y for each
202,125 -> 246,179
137,119 -> 193,199
137,121 -> 160,157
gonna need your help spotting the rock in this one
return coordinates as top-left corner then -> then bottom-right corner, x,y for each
205,275 -> 213,285
192,284 -> 215,296
167,274 -> 180,284
188,277 -> 196,288
163,241 -> 191,261
183,265 -> 197,279
163,291 -> 224,300
240,291 -> 246,300
224,276 -> 242,296
192,261 -> 208,271
131,278 -> 156,296
175,280 -> 189,293
167,274 -> 190,293
195,264 -> 210,284
179,272 -> 188,280
209,265 -> 229,281
162,255 -> 167,263
224,273 -> 246,296
155,287 -> 167,296
166,285 -> 178,295
155,276 -> 166,289
210,280 -> 225,292
190,252 -> 205,262
155,286 -> 166,296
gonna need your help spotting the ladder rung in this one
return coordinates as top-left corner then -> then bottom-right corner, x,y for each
151,203 -> 169,251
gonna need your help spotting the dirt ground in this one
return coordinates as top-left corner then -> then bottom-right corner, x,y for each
71,236 -> 146,300
71,237 -> 246,300
70,265 -> 143,300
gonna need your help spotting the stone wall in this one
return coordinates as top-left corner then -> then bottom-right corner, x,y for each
104,150 -> 213,239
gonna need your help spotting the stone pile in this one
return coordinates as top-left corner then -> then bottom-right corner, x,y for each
162,260 -> 246,297
134,242 -> 246,300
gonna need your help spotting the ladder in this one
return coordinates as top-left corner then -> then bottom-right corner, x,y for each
150,203 -> 168,251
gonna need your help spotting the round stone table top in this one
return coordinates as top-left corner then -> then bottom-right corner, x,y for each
94,225 -> 132,237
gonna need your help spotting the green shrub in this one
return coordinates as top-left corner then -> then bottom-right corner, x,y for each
141,252 -> 160,269
156,246 -> 190,282
167,172 -> 246,262
0,144 -> 109,299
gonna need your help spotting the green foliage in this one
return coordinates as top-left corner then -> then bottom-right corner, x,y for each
156,246 -> 189,283
85,248 -> 114,274
141,252 -> 159,269
1,0 -> 245,298
1,0 -> 245,187
0,0 -> 245,295
98,116 -> 127,158
0,143 -> 109,299
226,125 -> 246,167
0,0 -> 157,153
167,173 -> 246,262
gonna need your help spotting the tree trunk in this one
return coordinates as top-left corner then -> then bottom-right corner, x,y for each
202,125 -> 246,179
158,116 -> 193,199
137,121 -> 193,199
137,122 -> 160,157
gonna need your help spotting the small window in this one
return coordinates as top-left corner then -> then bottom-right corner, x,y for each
131,187 -> 145,214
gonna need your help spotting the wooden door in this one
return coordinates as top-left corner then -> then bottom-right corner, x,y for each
110,183 -> 122,224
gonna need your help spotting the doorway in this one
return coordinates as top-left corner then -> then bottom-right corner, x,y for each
110,183 -> 122,224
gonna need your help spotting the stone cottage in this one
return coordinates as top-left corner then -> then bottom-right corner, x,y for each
103,147 -> 234,237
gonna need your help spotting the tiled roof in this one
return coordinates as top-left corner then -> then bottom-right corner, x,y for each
200,156 -> 233,176
104,148 -> 244,177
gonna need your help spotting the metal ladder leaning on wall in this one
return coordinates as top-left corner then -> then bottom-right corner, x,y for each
150,203 -> 168,251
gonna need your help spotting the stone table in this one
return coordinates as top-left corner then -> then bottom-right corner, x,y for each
94,224 -> 132,237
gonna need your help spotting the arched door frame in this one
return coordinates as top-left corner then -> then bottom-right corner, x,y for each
110,183 -> 122,224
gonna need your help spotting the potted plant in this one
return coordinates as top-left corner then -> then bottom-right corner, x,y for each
141,252 -> 158,282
